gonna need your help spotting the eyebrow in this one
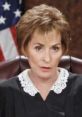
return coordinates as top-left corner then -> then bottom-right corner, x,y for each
51,43 -> 62,46
34,43 -> 44,46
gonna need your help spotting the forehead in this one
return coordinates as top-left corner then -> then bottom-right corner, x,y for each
29,29 -> 61,45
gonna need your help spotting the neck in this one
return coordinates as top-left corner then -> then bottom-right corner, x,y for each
28,69 -> 59,100
28,69 -> 58,84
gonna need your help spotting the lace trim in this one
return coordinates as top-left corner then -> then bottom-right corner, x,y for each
51,68 -> 69,94
18,68 -> 69,96
18,69 -> 38,96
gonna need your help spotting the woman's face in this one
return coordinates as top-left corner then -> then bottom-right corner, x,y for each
23,29 -> 63,79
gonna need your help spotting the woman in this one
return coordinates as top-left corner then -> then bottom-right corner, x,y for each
0,4 -> 82,117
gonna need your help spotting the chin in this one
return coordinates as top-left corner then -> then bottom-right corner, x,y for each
37,72 -> 52,79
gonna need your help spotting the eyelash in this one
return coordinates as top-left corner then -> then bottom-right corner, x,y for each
51,46 -> 60,51
34,46 -> 60,51
35,46 -> 42,51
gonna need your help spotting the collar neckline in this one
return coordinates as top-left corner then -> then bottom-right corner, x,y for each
18,68 -> 69,96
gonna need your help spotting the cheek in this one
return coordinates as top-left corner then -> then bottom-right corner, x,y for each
52,52 -> 62,64
27,53 -> 40,68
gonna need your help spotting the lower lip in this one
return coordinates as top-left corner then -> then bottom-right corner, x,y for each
40,67 -> 51,72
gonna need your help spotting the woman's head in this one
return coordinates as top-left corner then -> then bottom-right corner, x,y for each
23,28 -> 64,79
16,4 -> 70,54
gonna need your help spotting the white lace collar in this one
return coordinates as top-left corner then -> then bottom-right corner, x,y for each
18,68 -> 69,96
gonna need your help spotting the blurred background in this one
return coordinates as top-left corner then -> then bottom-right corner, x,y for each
0,0 -> 82,61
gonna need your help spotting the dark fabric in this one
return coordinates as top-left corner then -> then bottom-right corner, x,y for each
0,73 -> 82,117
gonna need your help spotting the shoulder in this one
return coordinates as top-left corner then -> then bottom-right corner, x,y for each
0,76 -> 18,88
0,77 -> 19,98
68,72 -> 82,86
69,73 -> 82,116
65,73 -> 82,116
68,72 -> 82,95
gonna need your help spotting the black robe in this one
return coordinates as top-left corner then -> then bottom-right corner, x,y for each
0,72 -> 82,117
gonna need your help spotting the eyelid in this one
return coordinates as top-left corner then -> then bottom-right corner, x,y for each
52,44 -> 62,47
51,46 -> 60,51
34,45 -> 43,50
51,45 -> 60,48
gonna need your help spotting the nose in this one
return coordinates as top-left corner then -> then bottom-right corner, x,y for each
42,49 -> 51,63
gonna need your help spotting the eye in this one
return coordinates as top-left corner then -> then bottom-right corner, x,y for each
35,46 -> 42,51
51,46 -> 60,51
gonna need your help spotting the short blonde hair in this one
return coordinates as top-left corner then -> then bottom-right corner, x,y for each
16,4 -> 70,54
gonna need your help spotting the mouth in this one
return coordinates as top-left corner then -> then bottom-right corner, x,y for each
40,66 -> 51,72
